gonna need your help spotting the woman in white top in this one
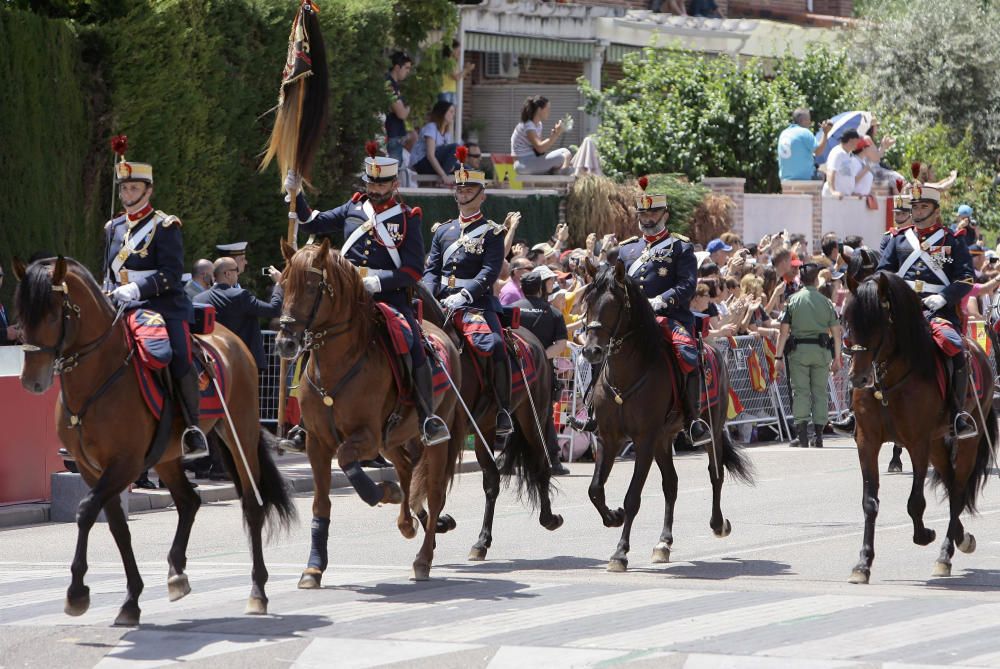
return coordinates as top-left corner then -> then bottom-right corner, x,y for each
510,95 -> 572,175
410,100 -> 458,180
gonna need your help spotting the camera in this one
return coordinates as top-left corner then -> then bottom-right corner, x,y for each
261,266 -> 273,277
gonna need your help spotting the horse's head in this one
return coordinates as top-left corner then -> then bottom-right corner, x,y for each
13,256 -> 78,393
846,247 -> 879,296
581,261 -> 632,365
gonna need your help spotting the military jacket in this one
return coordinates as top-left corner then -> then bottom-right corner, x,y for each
421,213 -> 505,311
105,206 -> 191,321
616,232 -> 697,328
877,222 -> 974,329
296,192 -> 424,309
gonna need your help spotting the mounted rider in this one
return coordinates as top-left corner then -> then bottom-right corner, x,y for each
104,158 -> 208,458
877,183 -> 977,440
573,177 -> 710,446
421,147 -> 513,436
283,144 -> 450,447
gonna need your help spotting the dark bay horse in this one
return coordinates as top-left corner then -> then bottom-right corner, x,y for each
276,240 -> 464,583
580,262 -> 753,572
417,284 -> 563,561
843,271 -> 996,583
13,257 -> 293,625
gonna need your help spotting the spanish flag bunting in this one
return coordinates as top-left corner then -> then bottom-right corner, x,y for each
747,348 -> 767,393
727,387 -> 744,419
762,336 -> 777,381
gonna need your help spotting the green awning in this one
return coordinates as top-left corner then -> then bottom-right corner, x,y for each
465,32 -> 594,62
608,43 -> 652,64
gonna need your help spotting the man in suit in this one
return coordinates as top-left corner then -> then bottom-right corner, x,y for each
185,259 -> 213,300
194,257 -> 283,370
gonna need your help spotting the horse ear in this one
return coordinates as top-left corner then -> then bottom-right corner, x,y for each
613,259 -> 626,286
583,256 -> 598,280
876,271 -> 891,300
280,238 -> 296,262
52,256 -> 67,285
314,238 -> 331,266
11,256 -> 26,281
846,273 -> 860,296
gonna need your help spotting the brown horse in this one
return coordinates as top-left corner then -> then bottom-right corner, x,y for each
417,284 -> 563,561
580,262 -> 753,572
276,239 -> 464,583
13,257 -> 293,625
843,271 -> 996,583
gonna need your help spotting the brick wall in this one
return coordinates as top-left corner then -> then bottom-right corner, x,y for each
702,177 -> 746,240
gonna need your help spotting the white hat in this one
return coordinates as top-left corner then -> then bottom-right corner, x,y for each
532,265 -> 557,282
216,241 -> 248,256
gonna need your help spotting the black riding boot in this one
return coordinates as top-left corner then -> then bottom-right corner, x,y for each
830,412 -> 855,435
277,422 -> 307,454
951,358 -> 977,440
812,424 -> 825,448
413,359 -> 450,446
789,422 -> 810,447
493,355 -> 514,437
177,369 -> 208,459
568,364 -> 599,432
685,373 -> 711,446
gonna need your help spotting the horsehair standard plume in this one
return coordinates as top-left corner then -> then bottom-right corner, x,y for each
895,178 -> 904,194
455,145 -> 468,165
911,161 -> 922,179
365,141 -> 378,159
259,0 -> 329,187
637,176 -> 649,191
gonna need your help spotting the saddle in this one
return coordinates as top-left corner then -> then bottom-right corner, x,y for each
934,341 -> 988,402
654,316 -> 723,409
372,302 -> 450,405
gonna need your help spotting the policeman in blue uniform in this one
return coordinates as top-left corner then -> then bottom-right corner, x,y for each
421,157 -> 512,436
877,184 -> 977,439
574,181 -> 710,446
105,159 -> 208,458
283,153 -> 450,446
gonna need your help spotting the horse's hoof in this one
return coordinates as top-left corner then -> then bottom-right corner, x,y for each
411,563 -> 431,581
245,596 -> 268,615
542,514 -> 564,531
167,573 -> 191,602
437,514 -> 457,533
914,528 -> 936,546
959,533 -> 977,554
298,569 -> 323,589
848,569 -> 870,584
887,461 -> 903,474
714,519 -> 732,538
380,482 -> 403,505
933,561 -> 952,577
399,517 -> 419,539
607,558 -> 628,573
651,544 -> 671,564
113,605 -> 141,627
468,547 -> 488,561
64,592 -> 90,617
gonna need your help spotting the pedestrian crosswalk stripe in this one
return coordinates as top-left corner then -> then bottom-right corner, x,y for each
383,588 -> 713,643
576,593 -> 894,650
486,644 -> 630,668
291,637 -> 482,669
760,601 -> 1000,659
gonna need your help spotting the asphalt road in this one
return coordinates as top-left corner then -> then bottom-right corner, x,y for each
2,437 -> 1000,668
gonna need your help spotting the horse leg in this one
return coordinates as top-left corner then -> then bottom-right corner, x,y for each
934,442 -> 976,577
588,435 -> 624,527
103,496 -> 144,627
66,464 -> 134,618
412,439 -> 449,581
300,436 -> 332,590
651,439 -> 678,564
849,436 -> 880,584
906,451 -> 935,546
154,458 -> 201,603
888,443 -> 903,473
387,445 -> 419,540
608,437 -> 655,573
469,433 -> 500,561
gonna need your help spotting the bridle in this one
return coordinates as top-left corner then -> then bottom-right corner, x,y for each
848,303 -> 908,405
583,284 -> 633,360
278,264 -> 352,352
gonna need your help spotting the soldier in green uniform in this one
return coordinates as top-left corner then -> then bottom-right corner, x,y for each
775,262 -> 843,448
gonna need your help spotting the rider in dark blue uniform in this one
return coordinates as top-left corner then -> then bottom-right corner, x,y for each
877,183 -> 977,439
422,151 -> 512,436
573,179 -> 709,446
283,150 -> 450,446
105,159 -> 207,458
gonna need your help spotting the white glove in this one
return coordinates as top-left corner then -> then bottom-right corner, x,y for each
111,282 -> 141,303
442,289 -> 473,309
284,169 -> 302,195
923,294 -> 946,312
362,276 -> 381,294
648,296 -> 667,312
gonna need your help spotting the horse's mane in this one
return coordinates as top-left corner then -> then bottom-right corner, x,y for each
285,245 -> 372,344
583,263 -> 665,363
844,270 -> 937,381
15,257 -> 111,330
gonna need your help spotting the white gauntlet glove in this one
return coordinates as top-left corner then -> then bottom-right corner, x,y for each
442,289 -> 473,309
648,296 -> 667,312
362,276 -> 381,294
111,282 -> 141,303
922,294 -> 946,312
284,169 -> 302,202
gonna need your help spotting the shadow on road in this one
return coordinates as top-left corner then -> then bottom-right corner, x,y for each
342,576 -> 544,604
926,567 -> 1000,591
439,555 -> 607,574
639,557 -> 795,580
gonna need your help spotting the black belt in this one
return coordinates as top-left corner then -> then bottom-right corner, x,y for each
793,337 -> 823,345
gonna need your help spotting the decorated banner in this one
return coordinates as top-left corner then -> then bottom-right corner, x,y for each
727,387 -> 744,419
747,348 -> 767,393
968,320 -> 992,357
762,336 -> 778,381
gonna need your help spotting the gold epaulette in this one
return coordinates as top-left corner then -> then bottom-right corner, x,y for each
157,211 -> 181,228
618,236 -> 639,245
672,233 -> 690,242
488,219 -> 506,235
431,221 -> 447,233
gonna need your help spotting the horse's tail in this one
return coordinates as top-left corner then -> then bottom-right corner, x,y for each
718,428 -> 755,485
216,428 -> 297,536
500,417 -> 555,511
961,403 -> 997,514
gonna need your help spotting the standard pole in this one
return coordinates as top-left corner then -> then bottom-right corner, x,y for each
276,188 -> 298,438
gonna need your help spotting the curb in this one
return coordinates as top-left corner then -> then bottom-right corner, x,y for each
0,455 -> 482,529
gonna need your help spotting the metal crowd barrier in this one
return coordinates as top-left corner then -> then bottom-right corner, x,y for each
260,330 -> 280,425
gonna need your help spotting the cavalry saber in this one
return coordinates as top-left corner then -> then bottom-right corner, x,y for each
510,344 -> 554,469
210,373 -> 263,507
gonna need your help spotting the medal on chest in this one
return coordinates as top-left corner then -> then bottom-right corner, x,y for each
386,220 -> 403,242
461,235 -> 485,255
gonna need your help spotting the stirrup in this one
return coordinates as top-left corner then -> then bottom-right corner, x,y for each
421,415 -> 451,446
953,412 -> 978,440
568,413 -> 597,433
688,418 -> 713,447
277,425 -> 307,454
181,426 -> 209,460
495,409 -> 514,436
57,447 -> 75,461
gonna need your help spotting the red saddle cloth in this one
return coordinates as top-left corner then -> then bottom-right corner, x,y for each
465,329 -> 538,393
934,346 -> 988,402
655,318 -> 722,409
373,302 -> 451,404
125,310 -> 226,421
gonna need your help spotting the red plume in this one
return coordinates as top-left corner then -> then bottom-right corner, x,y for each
455,145 -> 468,164
910,161 -> 922,179
365,141 -> 378,159
638,176 -> 649,191
110,134 -> 128,157
895,178 -> 904,193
